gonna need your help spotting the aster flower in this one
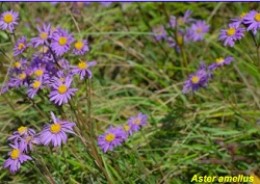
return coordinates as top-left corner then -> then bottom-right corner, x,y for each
49,76 -> 77,105
128,113 -> 148,135
219,24 -> 245,47
153,25 -> 167,41
72,60 -> 96,80
50,28 -> 74,56
230,12 -> 247,27
8,126 -> 36,143
9,71 -> 29,88
31,23 -> 51,47
243,10 -> 260,34
10,59 -> 27,73
169,10 -> 192,28
0,10 -> 19,32
182,64 -> 211,94
32,66 -> 46,79
209,56 -> 234,71
39,112 -> 75,147
187,20 -> 209,41
166,36 -> 176,48
27,78 -> 43,98
13,36 -> 28,56
3,142 -> 32,174
72,39 -> 89,55
98,126 -> 126,153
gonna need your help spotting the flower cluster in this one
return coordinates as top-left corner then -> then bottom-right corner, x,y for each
3,112 -> 75,173
152,10 -> 210,50
183,56 -> 234,93
1,11 -> 96,106
219,10 -> 260,47
98,113 -> 148,153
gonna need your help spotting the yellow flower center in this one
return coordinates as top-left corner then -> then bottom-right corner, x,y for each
18,72 -> 26,80
74,41 -> 84,50
50,123 -> 61,134
176,34 -> 183,46
240,12 -> 246,19
254,13 -> 260,22
58,84 -> 67,94
3,13 -> 13,23
13,61 -> 21,68
34,69 -> 44,77
18,126 -> 27,135
191,76 -> 200,84
58,37 -> 67,46
196,28 -> 202,33
123,125 -> 130,132
18,43 -> 25,50
32,80 -> 41,89
105,133 -> 115,142
39,46 -> 49,53
40,32 -> 48,40
226,28 -> 236,36
216,57 -> 225,64
134,118 -> 141,125
10,149 -> 20,160
78,61 -> 88,70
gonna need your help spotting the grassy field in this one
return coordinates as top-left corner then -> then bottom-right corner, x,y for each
0,2 -> 260,184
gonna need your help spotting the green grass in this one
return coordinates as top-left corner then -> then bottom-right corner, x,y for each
0,2 -> 260,184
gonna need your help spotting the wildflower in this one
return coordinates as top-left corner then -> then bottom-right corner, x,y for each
8,126 -> 36,143
182,64 -> 211,94
27,78 -> 43,98
9,71 -> 29,88
98,126 -> 126,153
169,10 -> 192,28
13,36 -> 28,56
153,25 -> 167,41
50,28 -> 74,56
128,113 -> 148,135
49,76 -> 77,105
243,10 -> 260,34
219,24 -> 245,47
39,112 -> 75,147
230,12 -> 247,27
11,59 -> 27,73
3,142 -> 32,173
72,39 -> 89,55
72,60 -> 96,80
187,20 -> 209,41
209,56 -> 234,71
166,36 -> 176,48
31,23 -> 51,47
0,10 -> 19,32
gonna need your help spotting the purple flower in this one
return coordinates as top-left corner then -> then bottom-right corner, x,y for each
50,28 -> 74,56
209,56 -> 234,71
187,20 -> 209,41
27,78 -> 43,98
13,36 -> 28,56
128,113 -> 148,135
72,60 -> 96,80
49,76 -> 77,105
169,10 -> 192,28
9,71 -> 29,88
0,10 -> 19,32
98,126 -> 126,153
182,64 -> 211,94
243,10 -> 260,34
219,24 -> 245,47
3,142 -> 32,173
8,126 -> 36,143
72,39 -> 89,55
230,12 -> 247,27
39,112 -> 75,147
31,23 -> 51,47
153,25 -> 167,41
11,59 -> 27,73
166,36 -> 176,48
